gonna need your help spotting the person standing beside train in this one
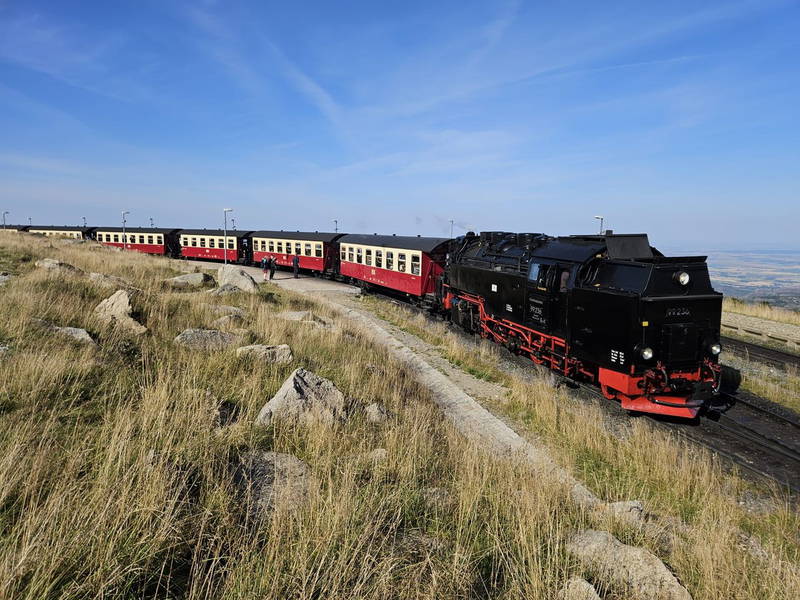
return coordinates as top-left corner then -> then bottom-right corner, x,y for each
260,256 -> 268,280
269,257 -> 276,280
292,254 -> 300,278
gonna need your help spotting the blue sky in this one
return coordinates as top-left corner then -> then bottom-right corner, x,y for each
0,0 -> 798,250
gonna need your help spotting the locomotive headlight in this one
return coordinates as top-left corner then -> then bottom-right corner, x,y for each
641,346 -> 654,360
710,343 -> 722,355
675,271 -> 690,286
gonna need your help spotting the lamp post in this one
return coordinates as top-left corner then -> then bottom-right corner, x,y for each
2,211 -> 8,230
149,217 -> 154,228
223,208 -> 233,265
333,219 -> 338,233
82,216 -> 87,228
28,217 -> 32,226
594,215 -> 604,234
449,219 -> 454,238
122,211 -> 130,249
231,217 -> 236,231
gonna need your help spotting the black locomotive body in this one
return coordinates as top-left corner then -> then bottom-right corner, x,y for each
442,231 -> 733,418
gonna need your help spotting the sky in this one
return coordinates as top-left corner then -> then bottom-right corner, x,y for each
0,0 -> 798,251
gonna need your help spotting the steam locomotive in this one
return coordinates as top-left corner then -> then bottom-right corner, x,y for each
442,231 -> 739,419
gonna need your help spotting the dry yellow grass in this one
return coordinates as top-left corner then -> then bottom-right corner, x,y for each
724,297 -> 800,327
0,231 -> 798,599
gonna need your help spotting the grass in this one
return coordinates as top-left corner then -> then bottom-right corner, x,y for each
724,354 -> 800,414
0,231 -> 798,599
724,297 -> 800,328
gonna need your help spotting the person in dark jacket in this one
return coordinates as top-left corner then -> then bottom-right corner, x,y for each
292,254 -> 300,278
260,256 -> 268,280
269,257 -> 276,280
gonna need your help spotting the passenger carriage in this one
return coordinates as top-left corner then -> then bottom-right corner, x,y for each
27,225 -> 94,239
95,227 -> 180,255
178,229 -> 252,263
1,225 -> 29,233
337,234 -> 450,300
251,231 -> 343,274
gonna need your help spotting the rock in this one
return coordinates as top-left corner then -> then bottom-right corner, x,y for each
0,344 -> 10,355
256,367 -> 353,427
0,273 -> 10,287
217,265 -> 258,294
566,530 -> 692,600
206,284 -> 243,296
234,450 -> 310,518
364,448 -> 388,464
94,290 -> 147,335
236,344 -> 293,364
364,402 -> 393,424
32,318 -> 96,346
35,258 -> 83,274
600,500 -> 645,524
205,304 -> 245,317
560,577 -> 601,600
215,400 -> 241,427
174,328 -> 240,350
88,272 -> 139,292
211,314 -> 244,329
164,272 -> 214,289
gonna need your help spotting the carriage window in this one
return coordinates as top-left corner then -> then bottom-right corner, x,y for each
356,248 -> 363,264
348,247 -> 354,262
295,242 -> 302,255
277,242 -> 283,253
375,250 -> 383,268
200,238 -> 206,247
365,249 -> 372,266
157,235 -> 163,244
268,241 -> 275,252
398,253 -> 407,272
411,254 -> 420,275
113,234 -> 119,242
386,251 -> 394,270
341,247 -> 347,261
147,235 -> 153,244
315,243 -> 322,257
138,235 -> 144,244
304,243 -> 312,256
209,238 -> 215,248
228,238 -> 234,249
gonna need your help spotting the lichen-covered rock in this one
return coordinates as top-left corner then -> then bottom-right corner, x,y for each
364,402 -> 393,424
94,290 -> 147,335
234,450 -> 310,518
164,272 -> 214,289
276,310 -> 333,328
206,283 -> 243,296
256,368 -> 353,427
174,328 -> 239,350
560,577 -> 601,600
0,273 -> 11,287
236,344 -> 293,364
35,258 -> 83,274
566,530 -> 692,600
217,265 -> 258,293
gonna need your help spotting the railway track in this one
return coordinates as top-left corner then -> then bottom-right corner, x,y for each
369,292 -> 800,494
722,335 -> 800,370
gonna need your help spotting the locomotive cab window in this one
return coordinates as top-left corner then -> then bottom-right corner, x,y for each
529,262 -> 552,290
315,243 -> 322,257
411,254 -> 420,275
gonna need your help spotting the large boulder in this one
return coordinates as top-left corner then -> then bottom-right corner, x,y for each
174,328 -> 240,350
364,402 -> 394,424
234,451 -> 310,519
206,284 -> 243,296
236,344 -> 293,364
164,272 -> 214,289
566,530 -> 692,600
35,258 -> 83,275
94,290 -> 147,335
256,368 -> 353,427
217,265 -> 258,294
